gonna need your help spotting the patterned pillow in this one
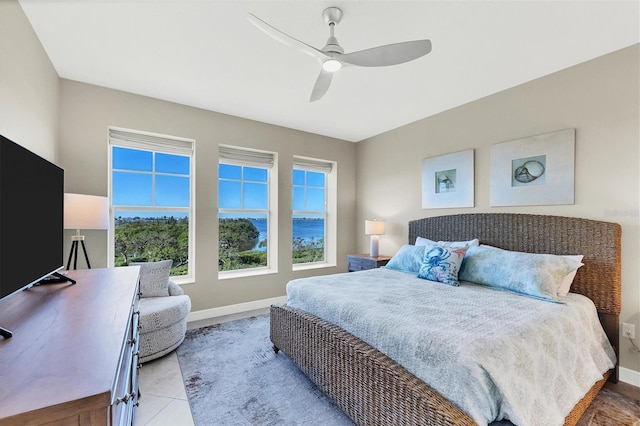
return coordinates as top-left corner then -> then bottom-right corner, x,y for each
417,244 -> 468,286
130,259 -> 173,297
384,245 -> 426,273
459,246 -> 583,302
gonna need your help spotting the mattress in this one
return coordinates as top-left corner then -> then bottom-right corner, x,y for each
286,268 -> 616,426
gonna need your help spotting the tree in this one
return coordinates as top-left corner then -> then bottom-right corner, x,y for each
114,216 -> 190,275
218,218 -> 262,270
219,219 -> 259,252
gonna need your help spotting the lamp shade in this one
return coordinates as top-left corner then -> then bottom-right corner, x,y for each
64,193 -> 110,230
365,219 -> 385,235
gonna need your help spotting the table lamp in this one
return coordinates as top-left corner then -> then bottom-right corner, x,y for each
64,193 -> 110,269
365,219 -> 385,257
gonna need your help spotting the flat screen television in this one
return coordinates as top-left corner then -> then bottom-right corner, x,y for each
0,134 -> 65,337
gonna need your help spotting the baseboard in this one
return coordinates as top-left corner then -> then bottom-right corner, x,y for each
619,366 -> 640,387
187,296 -> 287,323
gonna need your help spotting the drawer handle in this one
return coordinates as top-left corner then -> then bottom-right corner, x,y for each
116,393 -> 131,404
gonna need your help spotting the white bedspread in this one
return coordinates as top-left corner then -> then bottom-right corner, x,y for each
286,268 -> 616,426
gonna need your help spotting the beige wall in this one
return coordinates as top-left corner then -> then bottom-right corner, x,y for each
356,44 -> 640,373
57,79 -> 357,311
0,0 -> 59,162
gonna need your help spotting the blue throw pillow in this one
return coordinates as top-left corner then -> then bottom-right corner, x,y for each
459,245 -> 583,302
384,245 -> 426,273
417,244 -> 468,286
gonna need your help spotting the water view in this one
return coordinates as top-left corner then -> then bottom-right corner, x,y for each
250,218 -> 324,250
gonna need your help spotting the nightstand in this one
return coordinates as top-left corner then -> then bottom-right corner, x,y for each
347,254 -> 392,272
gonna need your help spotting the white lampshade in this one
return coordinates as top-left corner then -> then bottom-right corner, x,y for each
365,219 -> 385,236
64,193 -> 110,230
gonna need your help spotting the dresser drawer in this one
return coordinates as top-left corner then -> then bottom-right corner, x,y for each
111,280 -> 140,425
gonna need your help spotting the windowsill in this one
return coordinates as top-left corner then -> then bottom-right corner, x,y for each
169,275 -> 195,286
218,267 -> 279,280
292,261 -> 336,272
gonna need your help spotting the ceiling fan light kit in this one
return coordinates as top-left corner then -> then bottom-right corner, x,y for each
322,59 -> 342,72
248,7 -> 432,102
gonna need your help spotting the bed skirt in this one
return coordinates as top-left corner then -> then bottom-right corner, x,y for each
270,304 -> 610,426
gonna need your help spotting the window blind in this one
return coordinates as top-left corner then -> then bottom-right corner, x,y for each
293,156 -> 333,172
219,145 -> 275,168
109,128 -> 193,155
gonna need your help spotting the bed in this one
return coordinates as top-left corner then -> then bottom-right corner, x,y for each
270,213 -> 621,425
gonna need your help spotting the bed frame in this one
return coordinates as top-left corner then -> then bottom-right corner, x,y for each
271,213 -> 621,425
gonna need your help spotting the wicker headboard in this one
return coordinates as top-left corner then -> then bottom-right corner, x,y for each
408,213 -> 621,315
409,214 -> 622,380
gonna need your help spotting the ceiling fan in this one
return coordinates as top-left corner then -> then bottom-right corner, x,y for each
248,7 -> 432,102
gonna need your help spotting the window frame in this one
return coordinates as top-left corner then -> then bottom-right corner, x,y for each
107,127 -> 195,284
218,145 -> 278,279
292,155 -> 337,271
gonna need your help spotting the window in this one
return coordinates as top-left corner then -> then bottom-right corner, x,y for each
218,145 -> 277,275
109,128 -> 194,280
292,156 -> 336,269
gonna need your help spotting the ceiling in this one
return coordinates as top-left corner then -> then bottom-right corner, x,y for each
19,1 -> 640,142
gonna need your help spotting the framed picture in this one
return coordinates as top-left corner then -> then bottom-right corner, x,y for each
422,149 -> 474,209
490,128 -> 575,206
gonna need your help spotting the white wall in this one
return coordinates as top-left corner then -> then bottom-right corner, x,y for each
356,44 -> 640,374
0,0 -> 59,162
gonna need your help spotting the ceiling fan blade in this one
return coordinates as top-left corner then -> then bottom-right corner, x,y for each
310,69 -> 333,102
341,39 -> 432,67
247,13 -> 329,62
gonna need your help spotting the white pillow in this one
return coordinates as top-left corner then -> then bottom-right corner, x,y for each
556,255 -> 584,296
415,236 -> 479,248
130,259 -> 172,297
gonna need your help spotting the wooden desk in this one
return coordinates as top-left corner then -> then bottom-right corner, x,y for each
0,267 -> 141,425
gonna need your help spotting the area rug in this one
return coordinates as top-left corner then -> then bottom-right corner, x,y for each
176,314 -> 353,425
177,314 -> 640,426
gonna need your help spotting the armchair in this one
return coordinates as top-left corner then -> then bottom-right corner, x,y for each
131,260 -> 191,363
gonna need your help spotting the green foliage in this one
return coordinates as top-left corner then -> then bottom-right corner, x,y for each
292,237 -> 324,264
115,216 -> 325,274
114,216 -> 189,276
218,218 -> 264,271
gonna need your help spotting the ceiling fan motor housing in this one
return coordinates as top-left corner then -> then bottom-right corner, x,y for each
323,36 -> 344,54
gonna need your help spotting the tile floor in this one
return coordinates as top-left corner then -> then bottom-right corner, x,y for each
136,352 -> 194,426
135,308 -> 269,425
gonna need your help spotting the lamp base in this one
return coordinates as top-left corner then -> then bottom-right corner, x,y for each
369,235 -> 380,258
66,238 -> 92,270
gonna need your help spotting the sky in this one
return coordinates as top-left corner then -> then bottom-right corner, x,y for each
112,147 -> 325,220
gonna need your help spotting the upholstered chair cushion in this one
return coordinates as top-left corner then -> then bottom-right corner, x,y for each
131,259 -> 172,297
137,278 -> 192,363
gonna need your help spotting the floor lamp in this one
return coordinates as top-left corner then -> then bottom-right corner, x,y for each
64,193 -> 110,270
365,219 -> 385,257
